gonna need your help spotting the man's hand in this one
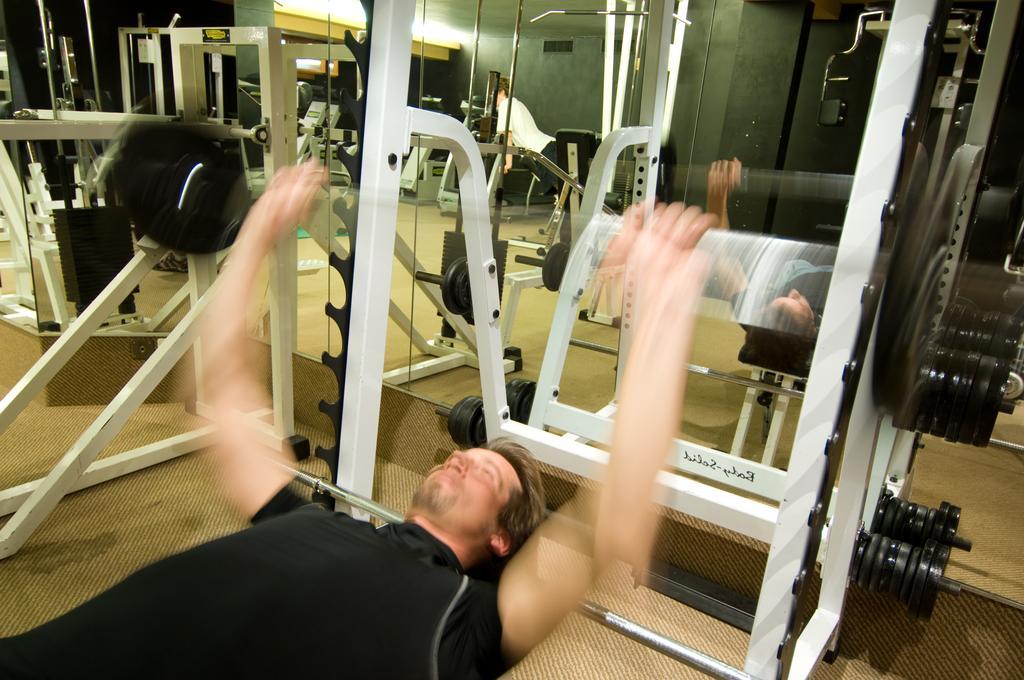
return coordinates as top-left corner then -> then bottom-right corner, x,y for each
597,204 -> 710,575
499,203 -> 711,664
202,161 -> 326,518
504,154 -> 513,174
706,157 -> 741,228
240,161 -> 327,249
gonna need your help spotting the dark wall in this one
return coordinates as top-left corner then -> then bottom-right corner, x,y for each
447,35 -> 605,135
666,2 -> 883,242
668,0 -> 743,202
716,1 -> 813,234
771,6 -> 883,240
2,0 -> 233,112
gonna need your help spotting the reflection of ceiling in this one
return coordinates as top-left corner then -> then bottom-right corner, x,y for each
424,0 -> 640,39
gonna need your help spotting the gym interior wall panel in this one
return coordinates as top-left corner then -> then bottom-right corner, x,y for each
1,0 -> 235,113
770,7 -> 883,242
668,0 -> 744,203
716,0 -> 813,233
451,36 -> 604,136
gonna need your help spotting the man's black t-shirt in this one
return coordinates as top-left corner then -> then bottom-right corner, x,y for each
0,488 -> 506,679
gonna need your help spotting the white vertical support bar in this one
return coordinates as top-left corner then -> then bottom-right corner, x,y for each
616,0 -> 675,388
151,35 -> 166,116
409,113 -> 504,436
260,28 -> 298,439
761,375 -> 794,466
730,384 -> 757,457
337,0 -> 417,498
613,1 -> 636,130
118,29 -> 133,112
602,0 -> 616,138
745,0 -> 938,675
187,252 -> 218,407
0,243 -> 164,434
0,288 -> 213,559
169,32 -> 191,119
662,0 -> 689,142
36,247 -> 69,329
532,127 -> 649,431
0,140 -> 33,298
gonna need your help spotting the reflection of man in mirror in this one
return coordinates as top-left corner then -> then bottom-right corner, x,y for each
706,159 -> 834,376
494,77 -> 558,195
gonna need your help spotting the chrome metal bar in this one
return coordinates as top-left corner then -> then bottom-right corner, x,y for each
569,337 -> 618,356
687,364 -> 804,399
276,462 -> 404,524
532,10 -> 648,23
988,438 -> 1024,455
281,465 -> 749,679
83,0 -> 102,111
36,0 -> 61,117
499,0 -> 525,177
567,338 -> 805,399
577,601 -> 753,680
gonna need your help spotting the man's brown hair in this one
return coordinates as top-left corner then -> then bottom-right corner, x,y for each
497,76 -> 510,96
486,437 -> 546,555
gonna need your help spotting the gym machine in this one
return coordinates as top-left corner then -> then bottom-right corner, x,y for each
0,25 -> 316,559
326,0 -> 1023,678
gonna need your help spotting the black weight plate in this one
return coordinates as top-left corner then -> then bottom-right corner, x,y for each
900,546 -> 922,606
542,242 -> 570,292
932,350 -> 965,437
948,351 -> 980,442
940,304 -> 966,349
931,504 -> 949,542
923,508 -> 938,545
441,258 -> 473,316
890,541 -> 914,597
942,504 -> 962,545
959,354 -> 993,444
909,540 -> 937,618
874,537 -> 899,593
891,499 -> 911,543
873,145 -> 950,419
989,313 -> 1021,362
978,312 -> 1000,354
113,123 -> 250,254
926,350 -> 954,435
910,504 -> 929,544
447,396 -> 483,448
470,406 -> 487,447
859,533 -> 886,590
851,536 -> 869,583
915,349 -> 945,432
919,542 -> 950,620
872,490 -> 893,534
974,356 -> 1009,446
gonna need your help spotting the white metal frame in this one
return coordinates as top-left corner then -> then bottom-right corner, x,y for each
336,0 -> 958,677
0,27 -> 311,558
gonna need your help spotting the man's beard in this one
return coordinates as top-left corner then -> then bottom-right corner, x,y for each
410,475 -> 457,516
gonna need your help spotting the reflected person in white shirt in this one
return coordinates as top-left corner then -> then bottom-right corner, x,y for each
495,76 -> 558,195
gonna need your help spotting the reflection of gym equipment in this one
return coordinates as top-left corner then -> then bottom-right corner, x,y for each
0,26 -> 311,560
818,9 -> 886,126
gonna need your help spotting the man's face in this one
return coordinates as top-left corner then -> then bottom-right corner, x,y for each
410,448 -> 522,556
768,289 -> 816,336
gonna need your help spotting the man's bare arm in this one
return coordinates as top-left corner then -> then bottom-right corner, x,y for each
201,162 -> 325,518
497,203 -> 715,663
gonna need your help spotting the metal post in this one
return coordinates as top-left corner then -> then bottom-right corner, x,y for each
83,0 -> 102,111
36,0 -> 61,118
496,0 -> 525,233
603,0 -> 615,138
464,0 -> 484,129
